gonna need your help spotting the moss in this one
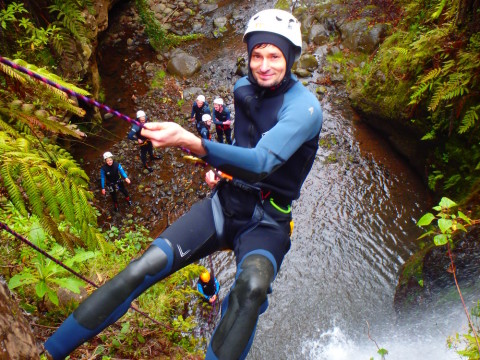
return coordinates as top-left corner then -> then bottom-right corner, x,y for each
275,0 -> 291,11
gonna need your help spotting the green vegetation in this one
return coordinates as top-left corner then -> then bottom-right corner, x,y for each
417,197 -> 480,358
0,1 -> 93,73
0,58 -> 106,251
135,0 -> 203,51
150,69 -> 166,90
344,0 -> 480,201
0,3 -> 207,355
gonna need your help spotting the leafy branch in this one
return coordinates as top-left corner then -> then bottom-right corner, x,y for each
417,197 -> 480,357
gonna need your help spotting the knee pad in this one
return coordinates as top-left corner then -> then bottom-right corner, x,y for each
73,239 -> 173,329
211,254 -> 274,358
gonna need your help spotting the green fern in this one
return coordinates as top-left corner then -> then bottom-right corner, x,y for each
48,0 -> 86,42
0,131 -> 103,250
459,105 -> 480,134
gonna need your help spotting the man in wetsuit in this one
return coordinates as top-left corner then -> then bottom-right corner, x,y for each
127,110 -> 159,172
190,94 -> 211,137
197,270 -> 220,304
212,97 -> 232,144
198,113 -> 213,140
44,9 -> 322,360
100,151 -> 132,212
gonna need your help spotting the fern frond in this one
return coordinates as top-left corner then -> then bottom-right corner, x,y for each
12,58 -> 91,96
419,68 -> 442,84
0,62 -> 27,84
48,0 -> 86,41
0,119 -> 20,140
409,82 -> 429,104
40,214 -> 75,251
38,170 -> 60,219
55,178 -> 75,223
393,47 -> 409,56
18,163 -> 44,218
458,105 -> 480,134
431,0 -> 447,20
0,161 -> 27,216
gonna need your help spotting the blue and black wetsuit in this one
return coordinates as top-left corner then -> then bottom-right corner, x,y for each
128,122 -> 156,170
100,162 -> 130,209
197,277 -> 220,302
213,106 -> 232,144
44,74 -> 322,360
191,101 -> 211,136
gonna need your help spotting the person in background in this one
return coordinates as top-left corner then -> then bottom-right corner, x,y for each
197,270 -> 220,304
127,110 -> 159,173
212,98 -> 232,144
100,151 -> 132,212
190,94 -> 211,137
198,113 -> 213,140
44,9 -> 322,360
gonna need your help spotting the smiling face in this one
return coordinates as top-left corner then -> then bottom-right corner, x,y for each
196,100 -> 204,108
105,157 -> 113,166
249,44 -> 287,88
214,103 -> 223,112
138,116 -> 146,123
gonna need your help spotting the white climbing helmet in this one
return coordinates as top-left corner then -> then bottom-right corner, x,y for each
213,98 -> 223,106
103,151 -> 113,160
136,110 -> 146,119
243,9 -> 302,60
196,95 -> 205,102
202,114 -> 212,122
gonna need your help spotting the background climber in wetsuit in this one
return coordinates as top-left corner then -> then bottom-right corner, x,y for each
127,110 -> 159,172
197,270 -> 220,304
45,9 -> 323,360
100,151 -> 132,212
190,94 -> 211,137
212,97 -> 232,144
198,113 -> 213,140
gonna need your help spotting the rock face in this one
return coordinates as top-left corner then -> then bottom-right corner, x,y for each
68,0 -> 122,122
0,279 -> 39,358
167,49 -> 202,77
339,19 -> 388,53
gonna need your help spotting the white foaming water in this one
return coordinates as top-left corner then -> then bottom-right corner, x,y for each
301,325 -> 461,360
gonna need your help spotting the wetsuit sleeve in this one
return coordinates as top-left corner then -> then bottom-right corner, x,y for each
118,164 -> 128,179
225,108 -> 231,120
211,109 -> 223,125
100,168 -> 106,189
197,282 -> 209,300
202,89 -> 322,182
190,103 -> 196,118
127,124 -> 139,140
215,278 -> 220,295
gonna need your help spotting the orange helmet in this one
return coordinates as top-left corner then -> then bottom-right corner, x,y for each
200,271 -> 210,283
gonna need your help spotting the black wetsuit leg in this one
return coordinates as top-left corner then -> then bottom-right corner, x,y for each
118,182 -> 129,198
140,145 -> 148,167
108,184 -> 118,207
205,184 -> 293,360
224,128 -> 232,145
216,127 -> 225,143
44,198 -> 221,360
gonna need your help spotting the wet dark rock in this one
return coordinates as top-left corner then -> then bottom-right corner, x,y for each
167,50 -> 202,78
309,23 -> 330,45
394,225 -> 480,315
339,19 -> 388,53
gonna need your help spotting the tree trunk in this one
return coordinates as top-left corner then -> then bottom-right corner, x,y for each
0,279 -> 39,359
